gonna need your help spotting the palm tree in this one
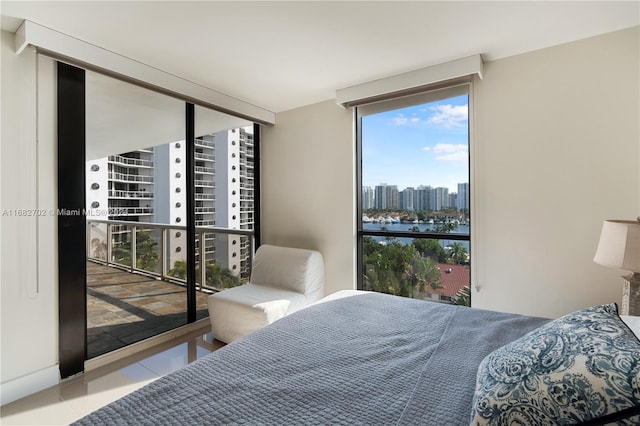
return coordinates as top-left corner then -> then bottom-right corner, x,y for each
453,285 -> 471,307
110,229 -> 159,271
433,222 -> 457,233
412,238 -> 446,262
448,242 -> 468,264
363,241 -> 442,298
167,259 -> 240,289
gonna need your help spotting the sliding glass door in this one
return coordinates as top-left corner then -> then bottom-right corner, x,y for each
85,69 -> 188,358
58,63 -> 259,375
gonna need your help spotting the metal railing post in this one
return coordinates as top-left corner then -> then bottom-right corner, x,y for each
250,234 -> 254,272
161,227 -> 167,280
86,221 -> 92,259
199,230 -> 206,290
106,223 -> 112,267
131,225 -> 137,272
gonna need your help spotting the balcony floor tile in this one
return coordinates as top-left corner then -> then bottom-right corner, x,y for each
87,261 -> 210,358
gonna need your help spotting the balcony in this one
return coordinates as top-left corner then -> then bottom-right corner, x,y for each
111,206 -> 155,216
108,172 -> 154,183
194,166 -> 214,174
87,219 -> 254,358
108,190 -> 154,199
194,138 -> 215,148
195,179 -> 214,187
108,155 -> 154,168
195,206 -> 215,214
195,193 -> 214,200
194,152 -> 215,161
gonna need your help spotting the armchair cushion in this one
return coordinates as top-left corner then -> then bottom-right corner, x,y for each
207,284 -> 308,344
250,244 -> 324,298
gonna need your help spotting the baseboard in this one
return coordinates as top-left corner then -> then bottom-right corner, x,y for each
0,364 -> 60,406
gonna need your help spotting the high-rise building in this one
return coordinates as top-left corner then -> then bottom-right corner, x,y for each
457,182 -> 469,211
400,187 -> 415,211
86,126 -> 254,282
86,150 -> 156,223
374,183 -> 398,210
211,127 -> 255,278
449,193 -> 457,210
415,185 -> 433,211
434,187 -> 449,210
362,186 -> 374,210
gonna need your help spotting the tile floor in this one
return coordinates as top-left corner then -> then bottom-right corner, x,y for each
0,328 -> 225,425
87,261 -> 211,358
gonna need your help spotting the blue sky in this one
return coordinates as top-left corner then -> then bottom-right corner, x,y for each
362,94 -> 469,193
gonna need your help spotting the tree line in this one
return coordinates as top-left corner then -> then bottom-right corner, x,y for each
362,234 -> 470,306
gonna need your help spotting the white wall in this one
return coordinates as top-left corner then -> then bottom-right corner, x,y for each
1,31 -> 59,404
472,27 -> 639,318
262,27 -> 639,319
260,100 -> 355,296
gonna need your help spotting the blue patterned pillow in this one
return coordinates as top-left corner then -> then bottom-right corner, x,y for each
470,303 -> 640,425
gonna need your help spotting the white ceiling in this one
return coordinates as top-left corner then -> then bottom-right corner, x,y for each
1,1 -> 638,113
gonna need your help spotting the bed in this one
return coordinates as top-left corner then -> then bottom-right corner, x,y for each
75,290 -> 640,425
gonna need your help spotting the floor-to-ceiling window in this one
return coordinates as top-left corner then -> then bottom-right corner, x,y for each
357,84 -> 471,305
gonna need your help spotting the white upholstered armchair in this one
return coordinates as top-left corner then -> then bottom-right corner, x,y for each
207,244 -> 325,343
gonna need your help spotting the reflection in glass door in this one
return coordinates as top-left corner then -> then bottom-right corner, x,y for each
84,71 -> 258,359
193,106 -> 255,298
85,71 -> 188,358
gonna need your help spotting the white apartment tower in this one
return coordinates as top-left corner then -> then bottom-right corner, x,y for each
212,127 -> 254,278
374,183 -> 399,210
400,187 -> 415,211
86,126 -> 254,282
87,150 -> 155,223
362,186 -> 374,210
457,182 -> 470,212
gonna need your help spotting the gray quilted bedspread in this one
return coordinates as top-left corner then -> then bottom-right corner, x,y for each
75,292 -> 549,425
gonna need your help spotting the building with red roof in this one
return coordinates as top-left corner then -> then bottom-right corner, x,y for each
425,263 -> 470,303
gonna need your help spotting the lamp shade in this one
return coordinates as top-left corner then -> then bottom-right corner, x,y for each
593,219 -> 640,273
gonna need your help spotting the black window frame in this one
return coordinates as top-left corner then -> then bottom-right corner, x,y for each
355,83 -> 473,297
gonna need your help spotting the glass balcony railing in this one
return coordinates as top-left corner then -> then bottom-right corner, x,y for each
108,155 -> 154,168
87,219 -> 254,291
194,166 -> 214,174
194,138 -> 215,148
108,172 -> 154,183
108,190 -> 154,199
194,152 -> 215,161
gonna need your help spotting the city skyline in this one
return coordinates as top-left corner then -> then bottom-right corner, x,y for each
361,94 -> 469,193
363,182 -> 469,212
362,181 -> 469,192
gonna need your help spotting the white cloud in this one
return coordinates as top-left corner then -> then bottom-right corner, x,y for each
392,114 -> 422,126
392,114 -> 408,125
427,104 -> 468,127
427,143 -> 468,161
